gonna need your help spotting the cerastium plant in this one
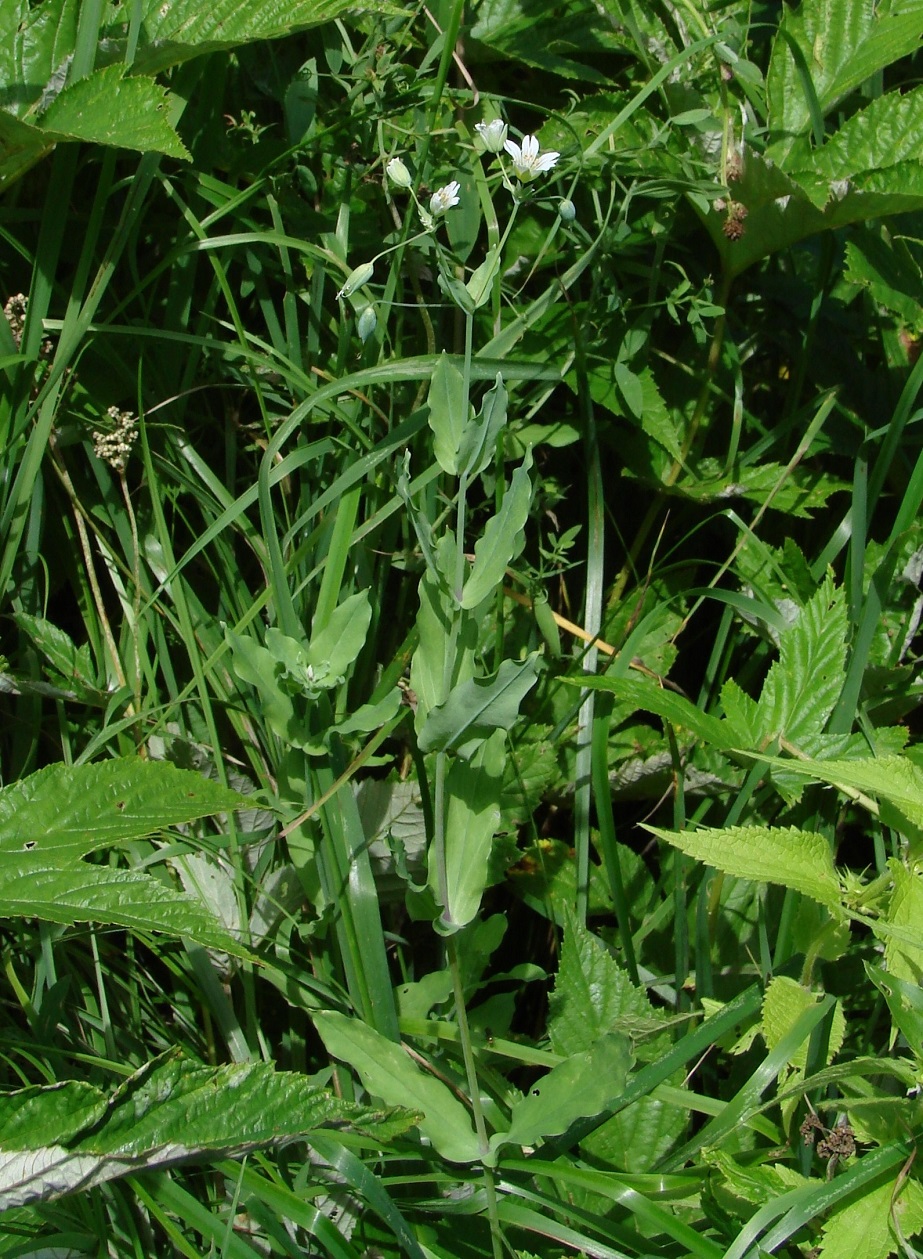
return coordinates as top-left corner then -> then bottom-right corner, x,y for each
307,127 -> 565,1253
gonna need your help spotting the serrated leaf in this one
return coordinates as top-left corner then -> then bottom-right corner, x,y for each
312,1011 -> 479,1163
489,1034 -> 631,1160
0,861 -> 251,955
645,823 -> 842,909
884,861 -> 923,986
567,675 -> 731,750
417,652 -> 541,757
39,65 -> 189,159
12,612 -> 96,690
817,1164 -> 923,1259
761,977 -> 845,1072
0,759 -> 247,862
758,575 -> 846,746
0,1051 -> 411,1210
461,451 -> 533,608
548,912 -> 653,1057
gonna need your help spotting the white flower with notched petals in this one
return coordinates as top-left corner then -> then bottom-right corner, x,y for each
475,119 -> 508,154
430,181 -> 461,215
504,134 -> 560,182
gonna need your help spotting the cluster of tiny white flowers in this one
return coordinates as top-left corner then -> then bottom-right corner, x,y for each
92,405 -> 138,472
4,292 -> 54,358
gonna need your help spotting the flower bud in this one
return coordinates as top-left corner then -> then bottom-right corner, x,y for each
558,199 -> 576,222
357,305 -> 377,342
475,119 -> 508,154
336,261 -> 375,300
386,157 -> 412,188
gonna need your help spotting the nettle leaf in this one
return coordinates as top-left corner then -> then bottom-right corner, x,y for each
818,1174 -> 923,1259
312,1011 -> 479,1163
11,612 -> 97,691
0,1051 -> 412,1210
0,861 -> 251,956
427,352 -> 469,475
884,861 -> 923,986
489,1034 -> 632,1162
645,823 -> 842,909
761,977 -> 845,1072
758,575 -> 846,747
766,0 -> 920,159
0,758 -> 247,862
38,64 -> 190,159
548,913 -> 654,1057
461,451 -> 533,609
0,0 -> 79,117
845,228 -> 923,332
418,652 -> 541,757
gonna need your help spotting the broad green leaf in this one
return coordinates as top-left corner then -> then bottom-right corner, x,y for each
644,823 -> 842,909
0,758 -> 247,862
488,1034 -> 632,1161
461,451 -> 533,608
410,539 -> 480,731
767,0 -> 923,156
225,626 -> 299,742
582,1088 -> 688,1175
312,1011 -> 479,1163
845,231 -> 923,335
0,861 -> 251,956
12,612 -> 96,689
120,0 -> 403,76
307,590 -> 372,682
817,1167 -> 923,1259
457,374 -> 508,481
465,248 -> 501,310
427,352 -> 469,475
417,652 -> 541,757
0,0 -> 79,116
548,913 -> 655,1057
0,110 -> 54,192
884,861 -> 923,986
613,362 -> 644,419
437,730 -> 505,933
39,65 -> 190,159
0,1051 -> 412,1210
761,977 -> 845,1072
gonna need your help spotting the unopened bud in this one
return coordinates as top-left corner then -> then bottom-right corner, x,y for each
386,157 -> 413,188
558,199 -> 576,222
336,261 -> 375,300
357,305 -> 377,342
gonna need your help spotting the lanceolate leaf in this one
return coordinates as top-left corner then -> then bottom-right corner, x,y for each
427,352 -> 469,476
644,823 -> 842,909
437,730 -> 505,933
0,1051 -> 413,1210
312,1011 -> 479,1163
461,451 -> 533,609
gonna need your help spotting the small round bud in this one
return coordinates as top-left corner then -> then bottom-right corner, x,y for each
336,261 -> 375,300
386,157 -> 412,188
558,199 -> 576,222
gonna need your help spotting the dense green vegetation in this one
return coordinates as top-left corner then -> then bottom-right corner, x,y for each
1,0 -> 923,1254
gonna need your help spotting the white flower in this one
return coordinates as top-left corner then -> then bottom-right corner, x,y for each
475,119 -> 508,154
386,157 -> 412,188
430,181 -> 461,215
504,133 -> 560,182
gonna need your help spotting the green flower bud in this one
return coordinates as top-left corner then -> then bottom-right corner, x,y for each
336,261 -> 375,300
386,157 -> 413,188
357,305 -> 377,342
558,199 -> 576,222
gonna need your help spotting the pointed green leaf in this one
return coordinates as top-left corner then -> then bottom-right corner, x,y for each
39,65 -> 190,159
0,1051 -> 411,1210
226,626 -> 299,741
489,1034 -> 632,1162
0,758 -> 248,862
457,374 -> 508,481
461,451 -> 533,609
418,652 -> 541,757
312,1011 -> 479,1163
0,861 -> 252,955
567,675 -> 732,750
427,352 -> 469,475
644,823 -> 842,909
465,248 -> 501,310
